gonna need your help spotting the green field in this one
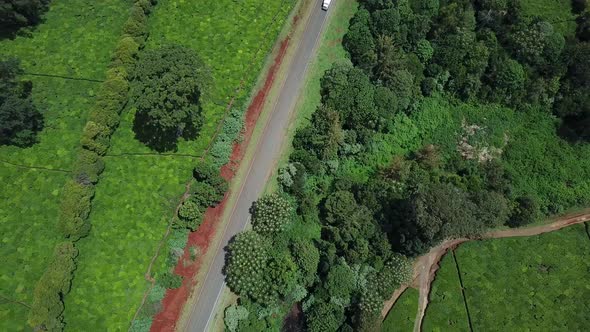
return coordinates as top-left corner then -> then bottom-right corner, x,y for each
63,0 -> 296,330
422,254 -> 470,332
423,225 -> 590,331
520,0 -> 576,36
457,225 -> 590,331
382,288 -> 418,332
0,1 -> 130,330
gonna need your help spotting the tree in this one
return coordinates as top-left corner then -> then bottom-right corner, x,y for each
130,45 -> 209,151
0,0 -> 51,34
264,252 -> 299,297
224,231 -> 274,304
471,190 -> 511,227
507,196 -> 539,227
305,300 -> 345,332
250,194 -> 294,234
291,238 -> 320,286
325,262 -> 356,306
0,59 -> 43,146
343,8 -> 376,71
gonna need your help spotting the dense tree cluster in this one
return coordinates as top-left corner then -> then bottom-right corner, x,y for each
224,0 -> 590,330
131,45 -> 209,151
251,193 -> 294,234
0,59 -> 43,146
0,0 -> 51,35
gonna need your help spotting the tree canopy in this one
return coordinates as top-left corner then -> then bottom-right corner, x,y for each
130,45 -> 209,151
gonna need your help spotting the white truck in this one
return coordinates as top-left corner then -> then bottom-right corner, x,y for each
322,0 -> 331,10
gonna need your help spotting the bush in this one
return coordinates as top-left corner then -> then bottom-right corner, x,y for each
129,317 -> 153,332
80,121 -> 111,155
72,149 -> 105,184
224,304 -> 249,332
158,271 -> 183,289
112,36 -> 140,67
28,241 -> 78,331
58,180 -> 94,240
176,199 -> 203,231
191,181 -> 223,208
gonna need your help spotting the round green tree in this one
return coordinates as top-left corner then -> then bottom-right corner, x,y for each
250,194 -> 294,234
130,45 -> 209,151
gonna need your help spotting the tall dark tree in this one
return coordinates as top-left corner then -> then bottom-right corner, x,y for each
0,0 -> 51,35
131,45 -> 209,151
0,59 -> 43,146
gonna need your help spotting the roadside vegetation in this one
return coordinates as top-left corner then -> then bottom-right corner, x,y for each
224,0 -> 590,330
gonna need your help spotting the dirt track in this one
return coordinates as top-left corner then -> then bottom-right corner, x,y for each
380,209 -> 590,332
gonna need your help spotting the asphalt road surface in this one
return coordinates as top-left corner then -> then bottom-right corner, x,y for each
185,5 -> 328,332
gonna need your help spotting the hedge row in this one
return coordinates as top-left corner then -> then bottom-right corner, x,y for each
27,1 -> 158,330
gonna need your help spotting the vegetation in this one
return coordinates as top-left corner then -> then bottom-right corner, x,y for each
62,0 -> 296,330
131,45 -> 210,151
0,59 -> 43,146
225,0 -> 590,330
425,224 -> 590,330
0,0 -> 130,330
0,0 -> 51,34
382,288 -> 418,332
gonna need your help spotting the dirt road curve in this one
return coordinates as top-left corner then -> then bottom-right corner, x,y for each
380,210 -> 590,332
182,5 -> 328,332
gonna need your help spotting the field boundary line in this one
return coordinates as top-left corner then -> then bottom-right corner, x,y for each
452,250 -> 474,332
0,294 -> 31,309
1,159 -> 71,173
104,152 -> 200,158
23,72 -> 104,83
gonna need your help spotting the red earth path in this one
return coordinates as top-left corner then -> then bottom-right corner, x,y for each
149,28 -> 292,332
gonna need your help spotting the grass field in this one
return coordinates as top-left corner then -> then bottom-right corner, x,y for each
423,225 -> 590,331
382,288 -> 418,332
0,1 -> 130,330
63,0 -> 296,330
456,224 -> 590,331
520,0 -> 576,36
422,254 -> 470,332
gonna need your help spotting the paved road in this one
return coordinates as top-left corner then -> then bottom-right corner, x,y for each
185,4 -> 328,332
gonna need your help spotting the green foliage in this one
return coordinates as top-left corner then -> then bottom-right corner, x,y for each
251,194 -> 294,234
176,199 -> 203,231
325,262 -> 356,305
111,36 -> 140,66
27,241 -> 78,331
58,180 -> 94,240
0,0 -> 51,33
0,59 -> 43,147
157,271 -> 183,289
224,304 -> 249,332
131,45 -> 208,151
290,238 -> 320,286
72,149 -> 105,185
225,231 -> 273,304
305,300 -> 345,332
129,318 -> 153,332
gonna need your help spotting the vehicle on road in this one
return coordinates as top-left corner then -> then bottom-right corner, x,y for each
322,0 -> 331,10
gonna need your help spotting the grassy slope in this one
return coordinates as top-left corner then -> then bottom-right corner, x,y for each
422,254 -> 470,332
520,0 -> 576,36
64,0 -> 295,330
382,288 -> 419,332
365,96 -> 590,214
456,225 -> 590,331
0,1 -> 129,330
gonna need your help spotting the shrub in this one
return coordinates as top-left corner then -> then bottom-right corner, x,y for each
147,284 -> 166,303
58,180 -> 94,240
112,36 -> 140,66
176,199 -> 203,231
80,121 -> 111,155
28,241 -> 78,331
158,271 -> 183,289
135,0 -> 154,14
210,135 -> 233,167
129,317 -> 153,332
191,182 -> 223,208
72,149 -> 105,184
193,161 -> 227,195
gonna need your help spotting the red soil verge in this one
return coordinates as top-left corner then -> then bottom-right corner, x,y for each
149,30 -> 291,332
